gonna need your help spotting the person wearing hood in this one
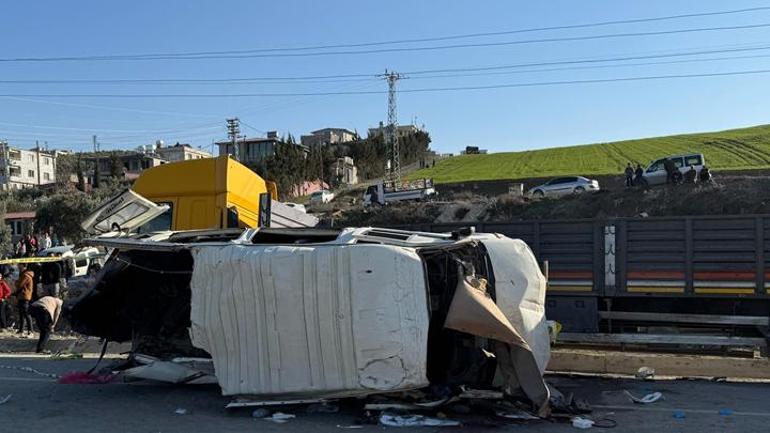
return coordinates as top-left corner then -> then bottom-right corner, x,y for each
13,264 -> 34,334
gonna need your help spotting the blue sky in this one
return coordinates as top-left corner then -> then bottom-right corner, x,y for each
2,0 -> 770,154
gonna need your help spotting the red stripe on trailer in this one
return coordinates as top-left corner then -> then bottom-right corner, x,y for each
627,270 -> 684,280
694,271 -> 755,281
549,270 -> 593,279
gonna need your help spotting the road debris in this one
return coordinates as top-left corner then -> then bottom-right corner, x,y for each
635,367 -> 655,380
571,416 -> 594,429
265,412 -> 296,424
379,412 -> 460,427
174,408 -> 187,415
623,390 -> 663,404
672,410 -> 686,419
0,394 -> 11,405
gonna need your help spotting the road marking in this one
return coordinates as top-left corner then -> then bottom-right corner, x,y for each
0,376 -> 54,383
594,405 -> 770,417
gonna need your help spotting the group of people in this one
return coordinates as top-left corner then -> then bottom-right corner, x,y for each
14,232 -> 64,258
623,163 -> 647,187
624,160 -> 713,188
0,260 -> 64,353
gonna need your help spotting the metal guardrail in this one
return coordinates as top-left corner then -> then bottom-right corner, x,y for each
394,214 -> 770,299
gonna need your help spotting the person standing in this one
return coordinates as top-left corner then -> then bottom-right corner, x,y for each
634,164 -> 645,186
41,259 -> 62,298
624,163 -> 634,187
13,264 -> 34,334
29,296 -> 62,353
0,274 -> 11,329
663,158 -> 676,184
41,233 -> 52,251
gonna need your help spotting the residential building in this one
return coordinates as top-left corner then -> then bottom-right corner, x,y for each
0,143 -> 57,190
87,153 -> 167,184
4,211 -> 35,244
367,123 -> 421,139
155,142 -> 212,162
300,128 -> 357,147
331,156 -> 358,185
216,131 -> 308,165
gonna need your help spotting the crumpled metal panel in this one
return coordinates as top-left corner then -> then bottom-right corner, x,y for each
188,243 -> 429,397
478,236 -> 550,373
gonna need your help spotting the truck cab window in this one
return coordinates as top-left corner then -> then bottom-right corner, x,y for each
137,203 -> 173,233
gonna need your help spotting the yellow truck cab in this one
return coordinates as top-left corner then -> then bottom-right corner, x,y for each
132,155 -> 277,231
82,155 -> 317,235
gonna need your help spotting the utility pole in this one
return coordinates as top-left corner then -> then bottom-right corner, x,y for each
0,139 -> 8,189
226,118 -> 241,161
379,70 -> 403,187
93,135 -> 100,188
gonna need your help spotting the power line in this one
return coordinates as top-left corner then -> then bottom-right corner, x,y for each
2,6 -> 770,62
0,68 -> 768,98
5,43 -> 770,86
0,120 -> 221,134
0,96 -> 221,118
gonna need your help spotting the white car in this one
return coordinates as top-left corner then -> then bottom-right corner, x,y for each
309,189 -> 335,204
528,176 -> 600,198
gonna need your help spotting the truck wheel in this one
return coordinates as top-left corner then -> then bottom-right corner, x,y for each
533,190 -> 544,198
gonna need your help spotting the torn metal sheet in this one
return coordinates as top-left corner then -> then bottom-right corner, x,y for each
123,355 -> 217,385
189,243 -> 430,398
444,271 -> 550,416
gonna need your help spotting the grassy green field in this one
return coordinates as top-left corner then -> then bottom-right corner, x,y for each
408,124 -> 770,184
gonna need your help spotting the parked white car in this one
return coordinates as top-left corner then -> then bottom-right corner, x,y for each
528,176 -> 600,198
641,153 -> 705,186
309,189 -> 335,204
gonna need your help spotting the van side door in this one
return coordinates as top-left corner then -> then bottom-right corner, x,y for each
643,159 -> 667,185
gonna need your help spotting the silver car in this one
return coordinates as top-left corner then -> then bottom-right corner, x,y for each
528,176 -> 600,198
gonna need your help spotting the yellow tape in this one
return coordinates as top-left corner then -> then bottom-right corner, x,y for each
626,286 -> 684,293
0,256 -> 64,265
694,287 -> 756,294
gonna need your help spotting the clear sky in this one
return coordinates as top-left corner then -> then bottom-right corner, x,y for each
2,0 -> 770,154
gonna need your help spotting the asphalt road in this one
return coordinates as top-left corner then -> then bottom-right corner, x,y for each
0,355 -> 769,433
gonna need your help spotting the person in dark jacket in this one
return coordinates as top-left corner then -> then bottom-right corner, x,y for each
13,264 -> 34,334
41,260 -> 62,298
624,163 -> 634,187
699,165 -> 713,183
683,165 -> 698,184
634,164 -> 646,188
663,158 -> 676,184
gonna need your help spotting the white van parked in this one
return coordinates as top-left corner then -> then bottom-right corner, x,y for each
642,153 -> 705,186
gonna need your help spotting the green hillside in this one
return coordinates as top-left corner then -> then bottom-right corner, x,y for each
409,124 -> 770,184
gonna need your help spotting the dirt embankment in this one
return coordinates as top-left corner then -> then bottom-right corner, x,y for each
330,174 -> 770,226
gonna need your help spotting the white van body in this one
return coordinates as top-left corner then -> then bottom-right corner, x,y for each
74,227 -> 550,412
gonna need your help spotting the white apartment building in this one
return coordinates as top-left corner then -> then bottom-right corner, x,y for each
0,144 -> 57,190
155,142 -> 212,162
